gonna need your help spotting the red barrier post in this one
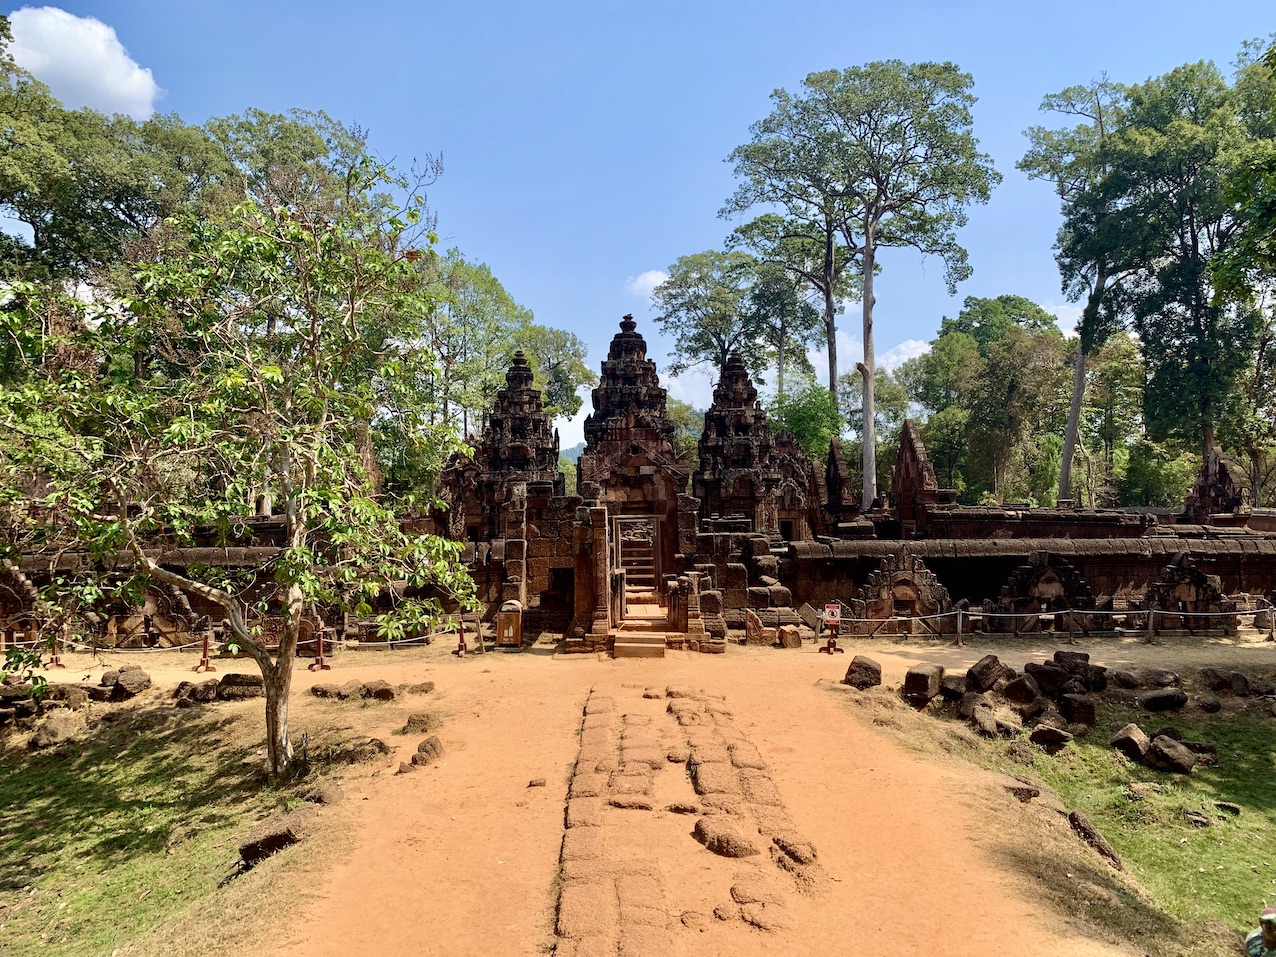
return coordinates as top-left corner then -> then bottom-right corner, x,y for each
193,626 -> 216,673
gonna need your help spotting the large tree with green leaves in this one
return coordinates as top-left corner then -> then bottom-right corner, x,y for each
651,250 -> 767,379
745,261 -> 822,398
0,19 -> 232,281
1078,58 -> 1274,459
913,295 -> 1068,501
1020,79 -> 1133,503
724,61 -> 1000,506
0,154 -> 473,783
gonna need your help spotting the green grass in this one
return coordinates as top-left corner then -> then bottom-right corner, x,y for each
833,683 -> 1276,955
1022,698 -> 1276,932
0,704 -> 278,957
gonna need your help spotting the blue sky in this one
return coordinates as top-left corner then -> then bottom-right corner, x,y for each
8,2 -> 1275,444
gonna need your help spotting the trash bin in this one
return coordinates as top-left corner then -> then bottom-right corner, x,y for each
496,600 -> 523,648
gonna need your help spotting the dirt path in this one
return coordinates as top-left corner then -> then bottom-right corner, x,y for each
232,639 -> 1166,957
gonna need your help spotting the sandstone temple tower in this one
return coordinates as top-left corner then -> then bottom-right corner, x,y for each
577,315 -> 690,593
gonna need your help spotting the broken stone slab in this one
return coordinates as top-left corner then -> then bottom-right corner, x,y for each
1137,668 -> 1180,689
1052,650 -> 1090,674
1059,693 -> 1096,727
1110,670 -> 1139,689
1199,666 -> 1232,691
218,673 -> 265,701
1068,810 -> 1122,870
994,774 -> 1041,803
1110,723 -> 1151,762
966,655 -> 1005,693
694,817 -> 759,858
412,735 -> 445,766
901,663 -> 944,708
843,655 -> 882,690
336,680 -> 366,700
311,683 -> 342,698
1002,674 -> 1042,705
46,684 -> 88,709
1023,661 -> 1070,697
1138,688 -> 1188,712
777,625 -> 802,649
30,710 -> 81,749
302,781 -> 346,805
1028,725 -> 1073,749
1145,735 -> 1198,774
1196,691 -> 1224,715
363,679 -> 395,701
939,674 -> 967,700
112,668 -> 152,700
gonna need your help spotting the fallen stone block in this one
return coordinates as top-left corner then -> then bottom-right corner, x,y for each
1145,735 -> 1197,774
1138,688 -> 1188,712
902,663 -> 944,708
843,655 -> 882,690
218,673 -> 265,701
1110,723 -> 1151,762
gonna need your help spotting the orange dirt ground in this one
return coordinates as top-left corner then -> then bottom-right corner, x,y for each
93,633 -> 1276,957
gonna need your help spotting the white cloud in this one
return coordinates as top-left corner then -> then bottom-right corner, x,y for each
880,338 -> 929,369
804,330 -> 929,385
1046,302 -> 1083,337
9,7 -> 161,118
624,269 -> 668,300
662,367 -> 717,411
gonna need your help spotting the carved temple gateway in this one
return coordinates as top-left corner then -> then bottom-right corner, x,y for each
6,315 -> 1276,654
426,315 -> 1276,654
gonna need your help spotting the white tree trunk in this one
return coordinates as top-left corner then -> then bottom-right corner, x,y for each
861,237 -> 877,507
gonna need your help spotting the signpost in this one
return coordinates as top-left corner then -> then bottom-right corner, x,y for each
819,602 -> 845,654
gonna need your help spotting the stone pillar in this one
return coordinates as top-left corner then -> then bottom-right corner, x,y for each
685,571 -> 706,638
590,506 -> 611,637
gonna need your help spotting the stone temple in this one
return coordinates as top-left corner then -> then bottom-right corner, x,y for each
5,314 -> 1276,654
426,315 -> 1276,655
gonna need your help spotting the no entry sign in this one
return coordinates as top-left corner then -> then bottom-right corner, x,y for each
823,603 -> 841,624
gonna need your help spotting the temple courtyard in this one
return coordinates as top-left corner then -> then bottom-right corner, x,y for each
10,632 -> 1269,957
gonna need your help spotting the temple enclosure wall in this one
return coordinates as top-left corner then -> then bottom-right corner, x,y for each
7,317 -> 1276,649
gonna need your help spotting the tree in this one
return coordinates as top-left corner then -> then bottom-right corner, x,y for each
512,324 -> 595,420
744,261 -> 822,398
1074,59 -> 1275,460
0,27 -> 232,281
1214,39 -> 1276,303
913,296 -> 1068,501
1073,332 -> 1145,507
725,213 -> 855,405
725,62 -> 1000,506
1021,79 -> 1133,503
651,250 -> 766,378
0,155 -> 473,783
666,398 -> 705,479
768,380 -> 840,461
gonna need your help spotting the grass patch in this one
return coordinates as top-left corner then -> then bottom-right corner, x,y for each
0,698 -> 366,957
831,683 -> 1276,955
1023,699 -> 1276,932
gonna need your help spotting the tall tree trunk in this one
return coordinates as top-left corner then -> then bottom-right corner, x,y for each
1058,271 -> 1107,503
1058,345 -> 1087,503
861,235 -> 877,507
263,658 -> 295,781
824,232 -> 839,408
776,332 -> 786,400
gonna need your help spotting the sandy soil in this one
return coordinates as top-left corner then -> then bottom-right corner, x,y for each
67,631 -> 1274,957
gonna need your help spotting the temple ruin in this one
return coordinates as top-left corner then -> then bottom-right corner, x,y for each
7,313 -> 1276,654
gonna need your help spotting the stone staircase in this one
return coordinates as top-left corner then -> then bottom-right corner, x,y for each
612,602 -> 667,658
620,541 -> 656,590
